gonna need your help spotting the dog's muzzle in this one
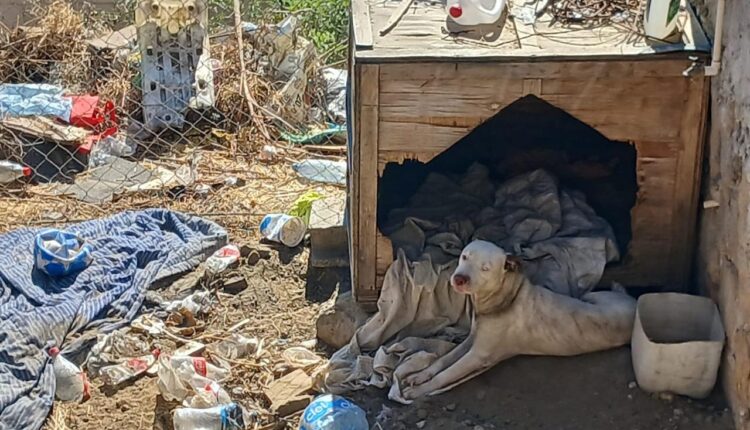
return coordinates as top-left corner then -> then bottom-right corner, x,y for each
451,273 -> 470,293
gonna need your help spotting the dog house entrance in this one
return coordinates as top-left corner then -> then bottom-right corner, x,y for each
377,95 -> 638,289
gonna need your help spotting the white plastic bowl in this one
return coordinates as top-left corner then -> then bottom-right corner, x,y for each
631,293 -> 725,399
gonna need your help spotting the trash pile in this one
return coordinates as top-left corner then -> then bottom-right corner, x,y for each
0,0 -> 347,208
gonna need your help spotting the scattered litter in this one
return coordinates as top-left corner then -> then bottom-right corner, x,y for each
86,25 -> 137,52
99,349 -> 160,386
321,68 -> 347,123
157,354 -> 230,402
208,334 -> 260,369
165,291 -> 213,315
288,190 -> 324,224
0,161 -> 32,183
88,135 -> 136,167
34,229 -> 93,277
205,244 -> 241,276
292,159 -> 346,186
183,375 -> 233,408
86,330 -> 152,377
173,403 -> 246,430
0,84 -> 72,121
258,145 -> 280,162
260,214 -> 307,247
282,347 -> 323,371
49,346 -> 90,402
1,116 -> 91,144
300,394 -> 368,430
281,124 -> 346,145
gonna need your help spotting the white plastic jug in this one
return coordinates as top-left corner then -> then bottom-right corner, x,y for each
446,0 -> 506,26
643,0 -> 682,40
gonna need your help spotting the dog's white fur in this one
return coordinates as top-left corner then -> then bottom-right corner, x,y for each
401,240 -> 636,400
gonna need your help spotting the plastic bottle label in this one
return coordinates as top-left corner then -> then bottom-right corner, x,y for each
303,396 -> 353,424
193,357 -> 208,377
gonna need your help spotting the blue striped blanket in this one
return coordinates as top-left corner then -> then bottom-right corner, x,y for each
0,209 -> 226,430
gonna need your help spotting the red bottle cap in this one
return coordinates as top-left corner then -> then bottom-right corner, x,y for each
22,167 -> 32,177
49,346 -> 60,358
449,5 -> 463,17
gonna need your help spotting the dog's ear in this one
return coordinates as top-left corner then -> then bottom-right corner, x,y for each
504,255 -> 522,272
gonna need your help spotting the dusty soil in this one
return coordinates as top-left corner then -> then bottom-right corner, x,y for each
46,239 -> 735,430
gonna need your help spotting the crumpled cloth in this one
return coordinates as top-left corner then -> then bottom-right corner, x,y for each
323,166 -> 620,402
0,84 -> 72,121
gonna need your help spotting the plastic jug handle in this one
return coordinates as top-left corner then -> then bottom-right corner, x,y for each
475,0 -> 507,17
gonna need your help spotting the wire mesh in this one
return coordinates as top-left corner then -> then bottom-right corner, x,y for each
0,0 -> 348,237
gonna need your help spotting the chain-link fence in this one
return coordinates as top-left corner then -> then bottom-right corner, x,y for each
0,0 -> 348,240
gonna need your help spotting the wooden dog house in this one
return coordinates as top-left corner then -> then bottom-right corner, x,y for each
347,0 -> 711,308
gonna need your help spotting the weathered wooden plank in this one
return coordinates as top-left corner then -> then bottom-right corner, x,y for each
351,0 -> 373,48
379,60 -> 695,81
379,121 -> 470,152
355,64 -> 380,304
671,75 -> 709,289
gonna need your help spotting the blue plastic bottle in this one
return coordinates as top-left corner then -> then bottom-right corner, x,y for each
300,394 -> 368,430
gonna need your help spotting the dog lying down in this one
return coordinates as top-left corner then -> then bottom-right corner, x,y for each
401,240 -> 636,400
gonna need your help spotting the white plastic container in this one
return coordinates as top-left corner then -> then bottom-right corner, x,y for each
631,293 -> 725,399
260,214 -> 306,247
643,0 -> 682,40
446,0 -> 507,26
49,346 -> 90,402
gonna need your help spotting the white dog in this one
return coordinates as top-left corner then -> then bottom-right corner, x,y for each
402,240 -> 636,400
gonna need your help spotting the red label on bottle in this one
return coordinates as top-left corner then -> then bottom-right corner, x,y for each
193,357 -> 207,376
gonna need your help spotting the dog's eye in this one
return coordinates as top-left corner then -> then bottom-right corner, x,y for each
461,255 -> 467,261
481,264 -> 490,272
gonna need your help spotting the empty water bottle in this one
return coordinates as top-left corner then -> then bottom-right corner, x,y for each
300,394 -> 368,430
49,346 -> 90,402
173,403 -> 245,430
0,160 -> 31,183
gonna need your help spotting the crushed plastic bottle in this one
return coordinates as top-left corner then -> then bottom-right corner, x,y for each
205,244 -> 241,276
173,403 -> 245,430
88,136 -> 137,168
157,354 -> 230,402
99,349 -> 160,386
184,375 -> 233,408
300,395 -> 368,430
0,161 -> 31,183
49,346 -> 90,402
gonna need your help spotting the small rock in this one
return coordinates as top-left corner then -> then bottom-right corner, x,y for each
476,389 -> 486,400
316,291 -> 371,348
628,381 -> 637,389
445,403 -> 457,411
417,409 -> 428,420
416,420 -> 426,429
674,408 -> 684,417
120,403 -> 130,412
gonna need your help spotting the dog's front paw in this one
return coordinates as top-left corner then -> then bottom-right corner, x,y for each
401,383 -> 430,400
403,369 -> 433,387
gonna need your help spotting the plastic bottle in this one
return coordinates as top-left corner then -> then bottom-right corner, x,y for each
99,349 -> 160,386
49,346 -> 90,402
205,245 -> 241,276
184,375 -> 233,408
0,161 -> 31,183
446,0 -> 507,25
157,354 -> 230,402
299,394 -> 368,430
173,403 -> 245,430
172,356 -> 229,381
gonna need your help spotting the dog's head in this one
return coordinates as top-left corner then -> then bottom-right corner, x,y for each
451,240 -> 521,296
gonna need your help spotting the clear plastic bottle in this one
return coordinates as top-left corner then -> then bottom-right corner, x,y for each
0,161 -> 31,183
184,375 -> 233,408
445,0 -> 507,26
157,354 -> 230,402
173,403 -> 245,430
49,346 -> 90,402
299,395 -> 368,430
172,356 -> 230,381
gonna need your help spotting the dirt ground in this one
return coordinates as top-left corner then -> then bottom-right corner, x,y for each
45,239 -> 735,430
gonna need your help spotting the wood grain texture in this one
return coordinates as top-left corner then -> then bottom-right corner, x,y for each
351,0 -> 373,48
354,64 -> 380,305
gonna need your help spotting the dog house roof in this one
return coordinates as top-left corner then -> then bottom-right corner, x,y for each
352,0 -> 711,62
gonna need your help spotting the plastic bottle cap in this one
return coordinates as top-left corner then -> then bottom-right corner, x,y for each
449,5 -> 463,17
49,346 -> 60,357
22,167 -> 32,177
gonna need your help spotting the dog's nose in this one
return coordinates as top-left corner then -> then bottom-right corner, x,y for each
453,274 -> 469,287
